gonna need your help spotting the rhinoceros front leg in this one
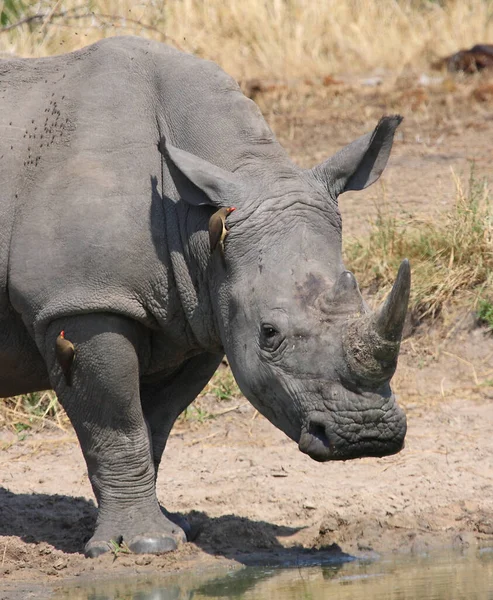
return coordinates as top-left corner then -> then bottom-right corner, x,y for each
44,313 -> 186,558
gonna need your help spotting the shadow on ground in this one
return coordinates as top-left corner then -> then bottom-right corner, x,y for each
0,487 -> 97,553
0,487 -> 349,566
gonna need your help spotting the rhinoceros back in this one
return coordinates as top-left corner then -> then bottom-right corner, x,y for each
0,37 -> 283,348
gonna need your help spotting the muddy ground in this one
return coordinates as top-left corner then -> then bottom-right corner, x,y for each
1,71 -> 493,596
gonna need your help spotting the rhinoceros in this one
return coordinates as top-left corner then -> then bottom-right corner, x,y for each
0,37 -> 409,557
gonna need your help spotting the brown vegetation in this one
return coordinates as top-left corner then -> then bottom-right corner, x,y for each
433,44 -> 493,73
2,1 -> 493,79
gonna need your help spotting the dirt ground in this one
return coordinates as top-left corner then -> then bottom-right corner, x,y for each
1,72 -> 493,597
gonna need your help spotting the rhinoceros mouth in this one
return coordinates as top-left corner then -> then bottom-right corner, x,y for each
298,414 -> 406,462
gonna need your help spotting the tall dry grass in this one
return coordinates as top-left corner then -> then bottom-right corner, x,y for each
1,1 -> 493,78
345,168 -> 493,320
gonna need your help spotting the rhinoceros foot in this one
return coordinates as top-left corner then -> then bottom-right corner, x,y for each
84,509 -> 187,558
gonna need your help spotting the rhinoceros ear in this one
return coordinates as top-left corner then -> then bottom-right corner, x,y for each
311,115 -> 402,197
159,138 -> 241,208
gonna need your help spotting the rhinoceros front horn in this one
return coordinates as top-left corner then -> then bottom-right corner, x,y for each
343,259 -> 410,385
375,259 -> 411,343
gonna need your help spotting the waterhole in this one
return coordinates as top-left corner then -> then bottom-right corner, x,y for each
51,547 -> 493,600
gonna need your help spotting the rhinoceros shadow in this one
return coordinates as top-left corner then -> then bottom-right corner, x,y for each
186,509 -> 349,567
0,487 -> 97,553
0,487 -> 349,567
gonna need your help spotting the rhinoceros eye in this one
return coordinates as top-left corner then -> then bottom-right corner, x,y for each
260,324 -> 281,351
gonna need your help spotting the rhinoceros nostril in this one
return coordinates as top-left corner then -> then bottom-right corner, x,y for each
308,421 -> 330,449
298,419 -> 334,461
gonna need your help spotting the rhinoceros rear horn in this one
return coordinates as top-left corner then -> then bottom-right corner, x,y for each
375,259 -> 411,343
331,270 -> 365,311
333,270 -> 358,298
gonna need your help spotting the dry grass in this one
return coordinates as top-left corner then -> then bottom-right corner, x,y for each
0,365 -> 241,434
1,1 -> 493,79
0,390 -> 69,434
345,168 -> 493,320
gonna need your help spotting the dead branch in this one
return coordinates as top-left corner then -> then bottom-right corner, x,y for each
0,7 -> 183,50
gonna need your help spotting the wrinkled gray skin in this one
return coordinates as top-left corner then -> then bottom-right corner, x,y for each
0,37 -> 409,557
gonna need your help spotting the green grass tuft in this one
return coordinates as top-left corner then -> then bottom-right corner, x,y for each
203,367 -> 241,401
477,298 -> 493,331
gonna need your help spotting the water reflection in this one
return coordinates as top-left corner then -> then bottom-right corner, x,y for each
55,548 -> 493,600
